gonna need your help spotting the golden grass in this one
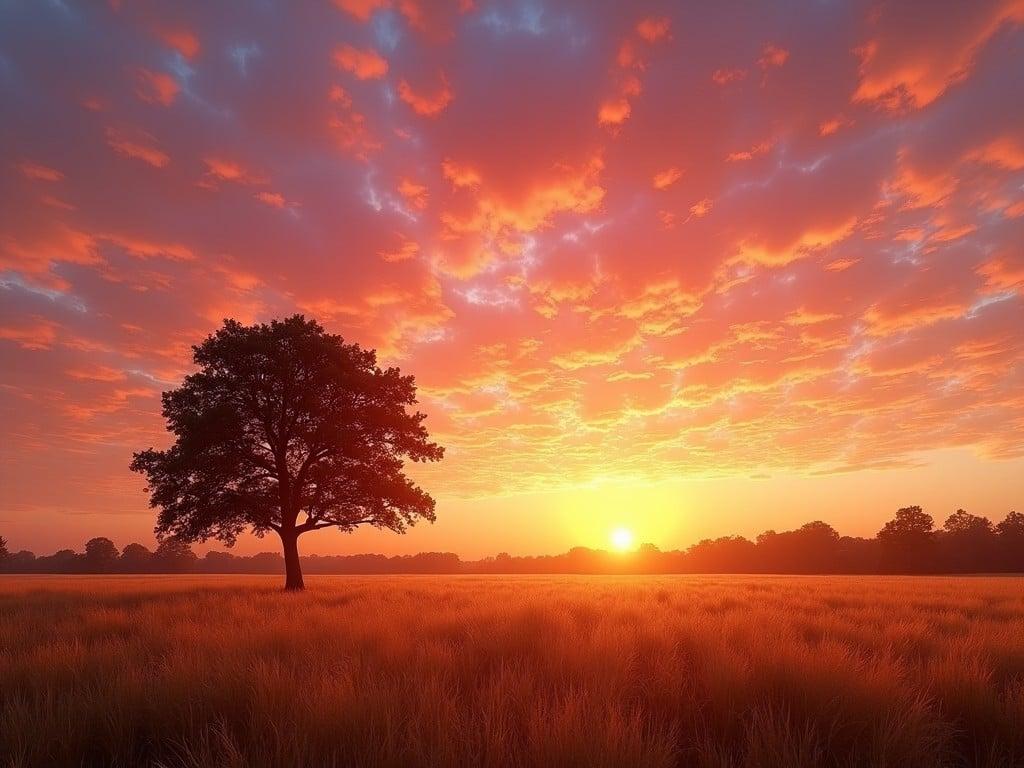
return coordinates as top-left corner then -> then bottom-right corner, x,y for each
1,575 -> 1023,767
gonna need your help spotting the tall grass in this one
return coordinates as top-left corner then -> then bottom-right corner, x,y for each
1,575 -> 1022,767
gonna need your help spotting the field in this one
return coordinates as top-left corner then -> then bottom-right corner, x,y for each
1,576 -> 1023,767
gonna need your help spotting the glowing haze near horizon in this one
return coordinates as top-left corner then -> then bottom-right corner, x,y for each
1,0 -> 1023,558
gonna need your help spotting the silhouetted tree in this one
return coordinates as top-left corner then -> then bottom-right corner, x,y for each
131,316 -> 444,590
154,538 -> 198,572
40,549 -> 81,573
687,536 -> 757,572
119,543 -> 154,572
200,550 -> 240,572
7,550 -> 36,571
757,521 -> 842,572
941,509 -> 995,572
878,506 -> 935,572
0,535 -> 8,571
83,537 -> 119,573
996,511 -> 1024,571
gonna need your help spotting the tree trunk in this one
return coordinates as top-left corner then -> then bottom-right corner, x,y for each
280,529 -> 305,591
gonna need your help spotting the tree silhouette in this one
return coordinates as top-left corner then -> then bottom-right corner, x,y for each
996,511 -> 1024,537
878,506 -> 935,572
119,543 -> 154,572
83,537 -> 119,573
996,511 -> 1024,571
131,316 -> 444,590
0,535 -> 8,570
942,509 -> 994,572
154,538 -> 198,572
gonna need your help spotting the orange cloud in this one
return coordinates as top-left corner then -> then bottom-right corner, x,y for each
327,86 -> 379,156
712,68 -> 746,85
758,43 -> 789,69
636,17 -> 671,43
818,115 -> 849,136
19,161 -> 63,182
106,127 -> 170,168
863,300 -> 967,336
333,0 -> 389,20
133,68 -> 179,106
977,255 -> 1024,294
824,257 -> 858,272
0,317 -> 58,350
379,237 -> 420,263
202,157 -> 265,185
652,167 -> 682,190
726,140 -> 773,162
689,198 -> 712,217
157,28 -> 200,59
255,191 -> 289,208
398,178 -> 429,209
398,73 -> 454,116
332,44 -> 388,79
731,216 -> 858,268
67,364 -> 127,383
101,233 -> 195,261
966,136 -> 1024,170
442,159 -> 482,189
435,155 -> 605,276
598,97 -> 631,126
853,2 -> 1024,110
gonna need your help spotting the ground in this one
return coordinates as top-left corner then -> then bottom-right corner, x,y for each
1,574 -> 1023,767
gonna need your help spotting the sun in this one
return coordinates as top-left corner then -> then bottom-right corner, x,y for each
610,527 -> 635,552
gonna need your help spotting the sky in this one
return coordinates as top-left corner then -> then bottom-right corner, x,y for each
1,0 -> 1023,558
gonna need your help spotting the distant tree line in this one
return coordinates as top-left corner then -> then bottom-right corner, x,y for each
1,507 -> 1022,575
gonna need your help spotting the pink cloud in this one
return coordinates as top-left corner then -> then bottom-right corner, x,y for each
106,127 -> 170,168
332,44 -> 389,79
133,68 -> 179,106
398,73 -> 454,116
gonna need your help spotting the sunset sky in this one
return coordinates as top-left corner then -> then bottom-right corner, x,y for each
1,0 -> 1023,558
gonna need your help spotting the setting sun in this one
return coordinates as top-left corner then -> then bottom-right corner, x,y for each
610,527 -> 635,552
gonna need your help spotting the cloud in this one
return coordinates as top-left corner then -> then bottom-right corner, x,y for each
379,236 -> 419,262
598,97 -> 631,127
853,0 -> 1024,110
333,0 -> 389,21
332,44 -> 389,79
19,161 -> 63,182
254,191 -> 293,208
652,167 -> 682,190
398,178 -> 429,209
441,158 -> 481,189
0,317 -> 58,350
106,127 -> 170,168
758,43 -> 789,70
202,157 -> 265,185
156,28 -> 200,60
398,72 -> 454,116
635,16 -> 671,43
726,140 -> 773,162
133,68 -> 179,106
712,68 -> 746,85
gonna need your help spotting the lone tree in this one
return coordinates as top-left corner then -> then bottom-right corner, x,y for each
131,316 -> 444,590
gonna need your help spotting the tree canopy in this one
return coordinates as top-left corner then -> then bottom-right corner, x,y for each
131,316 -> 443,589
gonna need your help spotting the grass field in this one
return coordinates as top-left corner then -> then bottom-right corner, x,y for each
1,575 -> 1023,767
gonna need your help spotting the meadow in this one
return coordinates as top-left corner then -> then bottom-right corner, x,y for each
1,575 -> 1023,768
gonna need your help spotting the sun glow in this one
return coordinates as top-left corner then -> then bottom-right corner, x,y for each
610,527 -> 635,552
